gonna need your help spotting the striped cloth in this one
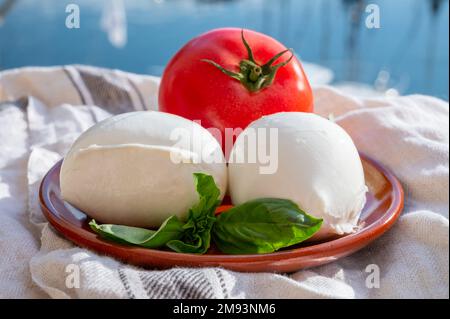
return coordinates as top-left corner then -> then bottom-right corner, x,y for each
0,65 -> 236,299
0,65 -> 448,299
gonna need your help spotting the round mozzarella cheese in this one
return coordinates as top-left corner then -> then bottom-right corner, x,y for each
60,111 -> 227,228
228,112 -> 367,240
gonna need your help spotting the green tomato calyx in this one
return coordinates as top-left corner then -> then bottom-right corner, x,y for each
202,30 -> 294,93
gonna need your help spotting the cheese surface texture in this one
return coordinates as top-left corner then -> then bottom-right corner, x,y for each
228,112 -> 367,240
60,111 -> 227,228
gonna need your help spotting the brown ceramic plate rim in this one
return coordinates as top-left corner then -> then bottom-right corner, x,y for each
39,153 -> 404,263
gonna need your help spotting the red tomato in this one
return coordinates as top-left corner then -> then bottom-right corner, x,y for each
159,28 -> 313,154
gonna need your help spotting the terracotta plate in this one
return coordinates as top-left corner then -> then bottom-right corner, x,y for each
39,154 -> 404,273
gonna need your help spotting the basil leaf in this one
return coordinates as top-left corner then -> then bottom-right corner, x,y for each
212,198 -> 323,254
89,215 -> 184,248
189,173 -> 221,219
170,173 -> 221,254
166,235 -> 203,254
88,173 -> 221,254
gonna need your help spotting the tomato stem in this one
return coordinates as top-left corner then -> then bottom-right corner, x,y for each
202,30 -> 294,93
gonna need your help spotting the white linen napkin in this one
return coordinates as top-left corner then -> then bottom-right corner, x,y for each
0,65 -> 448,299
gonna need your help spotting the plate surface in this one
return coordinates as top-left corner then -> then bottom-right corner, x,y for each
39,154 -> 403,273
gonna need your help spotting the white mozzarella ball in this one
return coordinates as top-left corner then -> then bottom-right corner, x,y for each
60,111 -> 227,228
228,112 -> 367,240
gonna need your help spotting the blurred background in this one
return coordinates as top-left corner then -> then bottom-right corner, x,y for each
0,0 -> 448,100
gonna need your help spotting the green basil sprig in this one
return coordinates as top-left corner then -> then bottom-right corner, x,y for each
89,173 -> 323,255
212,198 -> 323,254
165,172 -> 220,254
89,173 -> 220,254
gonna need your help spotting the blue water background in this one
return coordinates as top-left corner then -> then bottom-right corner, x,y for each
0,0 -> 448,100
